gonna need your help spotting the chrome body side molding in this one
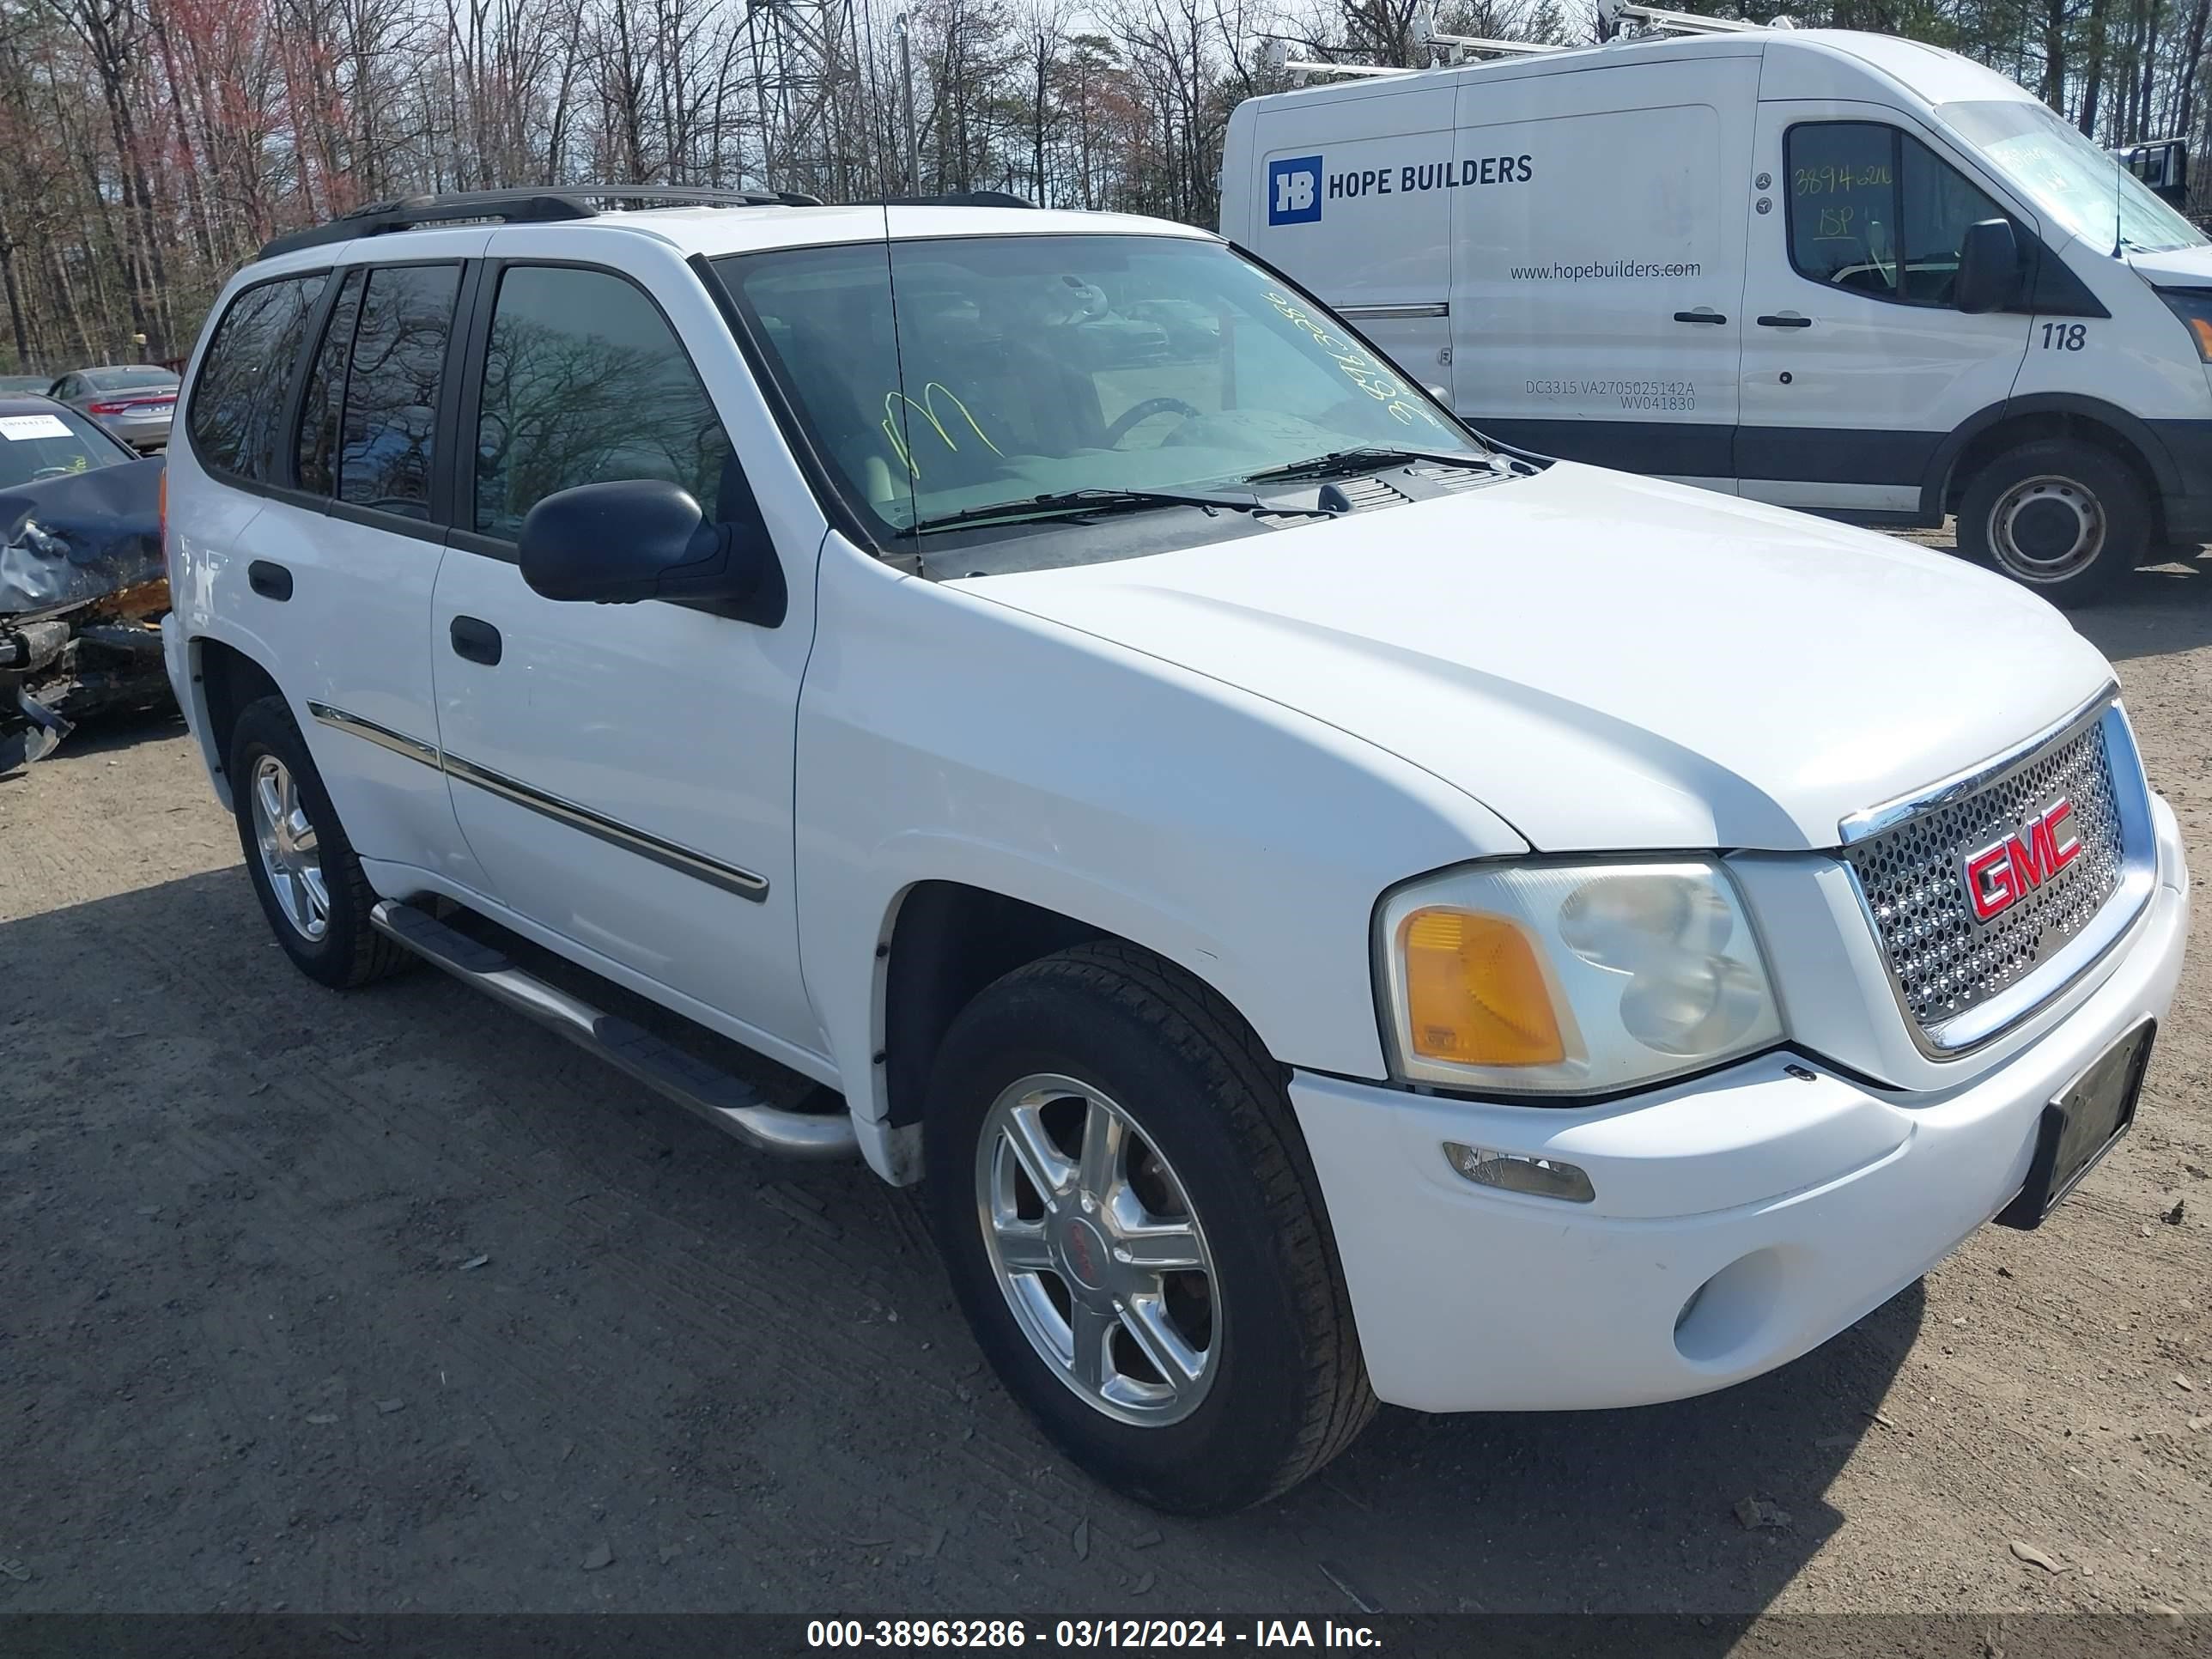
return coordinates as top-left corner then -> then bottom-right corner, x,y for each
310,701 -> 768,902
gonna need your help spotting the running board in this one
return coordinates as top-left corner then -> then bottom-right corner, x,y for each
368,900 -> 857,1159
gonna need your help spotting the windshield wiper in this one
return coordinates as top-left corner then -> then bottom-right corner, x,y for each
1242,445 -> 1498,484
906,485 -> 1268,534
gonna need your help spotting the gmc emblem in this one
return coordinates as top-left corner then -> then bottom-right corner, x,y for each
1962,797 -> 2083,922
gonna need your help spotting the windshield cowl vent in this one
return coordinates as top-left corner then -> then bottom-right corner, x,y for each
1317,476 -> 1412,514
1412,465 -> 1504,494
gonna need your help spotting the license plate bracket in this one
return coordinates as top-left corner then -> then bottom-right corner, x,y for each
1995,1018 -> 2154,1231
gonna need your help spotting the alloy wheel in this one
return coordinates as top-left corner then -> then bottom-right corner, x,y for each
250,753 -> 330,941
974,1073 -> 1220,1425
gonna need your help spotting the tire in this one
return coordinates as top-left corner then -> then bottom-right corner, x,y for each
924,940 -> 1375,1514
1957,438 -> 2148,607
227,695 -> 411,990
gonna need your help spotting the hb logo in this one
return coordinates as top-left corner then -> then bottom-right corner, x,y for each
1267,155 -> 1323,225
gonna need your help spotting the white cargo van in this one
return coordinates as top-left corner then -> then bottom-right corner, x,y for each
1223,27 -> 2212,603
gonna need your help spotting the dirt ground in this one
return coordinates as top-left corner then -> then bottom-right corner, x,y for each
3,553 -> 2209,1621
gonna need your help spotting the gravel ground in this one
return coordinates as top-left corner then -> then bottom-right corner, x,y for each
1,550 -> 2209,1620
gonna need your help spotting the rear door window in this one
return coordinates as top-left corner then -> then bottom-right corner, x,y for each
333,263 -> 459,519
187,274 -> 327,479
471,264 -> 732,540
295,270 -> 365,497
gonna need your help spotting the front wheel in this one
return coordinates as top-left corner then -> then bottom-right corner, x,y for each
1957,438 -> 2148,607
924,942 -> 1374,1514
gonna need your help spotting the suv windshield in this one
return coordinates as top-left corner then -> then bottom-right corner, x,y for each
1941,99 -> 2207,253
714,234 -> 1482,544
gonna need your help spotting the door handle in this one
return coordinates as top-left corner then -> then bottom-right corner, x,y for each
1673,310 -> 1729,325
247,561 -> 293,601
1756,313 -> 1814,328
449,616 -> 502,666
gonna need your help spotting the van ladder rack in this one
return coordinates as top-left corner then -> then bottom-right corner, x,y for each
1599,0 -> 1793,36
258,185 -> 828,259
1412,9 -> 1565,64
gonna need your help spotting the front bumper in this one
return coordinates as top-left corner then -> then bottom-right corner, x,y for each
1292,798 -> 2190,1414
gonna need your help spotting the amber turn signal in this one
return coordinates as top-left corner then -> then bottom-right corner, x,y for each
1399,907 -> 1565,1066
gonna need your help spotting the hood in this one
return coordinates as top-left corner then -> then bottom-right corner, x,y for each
957,463 -> 2114,853
0,456 -> 166,618
2124,241 -> 2212,287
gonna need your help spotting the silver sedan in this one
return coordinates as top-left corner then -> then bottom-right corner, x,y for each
47,365 -> 179,452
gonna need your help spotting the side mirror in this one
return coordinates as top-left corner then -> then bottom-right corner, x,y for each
519,479 -> 781,618
1955,218 -> 2021,315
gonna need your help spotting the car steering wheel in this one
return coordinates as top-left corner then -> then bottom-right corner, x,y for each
1104,398 -> 1200,448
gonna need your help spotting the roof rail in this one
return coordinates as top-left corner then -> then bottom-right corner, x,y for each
863,190 -> 1038,208
257,185 -> 827,259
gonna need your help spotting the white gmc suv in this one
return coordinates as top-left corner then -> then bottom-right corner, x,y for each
163,187 -> 2190,1515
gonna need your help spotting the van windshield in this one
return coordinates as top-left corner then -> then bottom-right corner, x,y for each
714,234 -> 1481,542
1940,99 -> 2207,253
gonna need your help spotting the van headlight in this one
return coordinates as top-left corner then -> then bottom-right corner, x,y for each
2156,288 -> 2212,360
1376,860 -> 1784,1095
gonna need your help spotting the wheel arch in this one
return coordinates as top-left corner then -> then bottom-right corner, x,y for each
186,635 -> 284,811
1926,394 -> 2174,535
874,878 -> 1283,1151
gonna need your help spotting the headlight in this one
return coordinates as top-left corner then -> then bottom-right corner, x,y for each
1376,860 -> 1783,1095
2156,288 -> 2212,360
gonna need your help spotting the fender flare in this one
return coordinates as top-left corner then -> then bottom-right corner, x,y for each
1922,392 -> 2179,519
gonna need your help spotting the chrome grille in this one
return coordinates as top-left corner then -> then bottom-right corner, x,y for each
1841,718 -> 2127,1037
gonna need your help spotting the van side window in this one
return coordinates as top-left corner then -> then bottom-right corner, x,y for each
1786,123 -> 2009,309
471,264 -> 733,541
187,274 -> 327,479
336,263 -> 460,520
1898,134 -> 2008,305
295,270 -> 364,497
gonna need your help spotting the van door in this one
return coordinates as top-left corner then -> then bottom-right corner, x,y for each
1238,81 -> 1461,385
1738,105 -> 2033,515
1447,57 -> 1759,491
428,253 -> 824,1063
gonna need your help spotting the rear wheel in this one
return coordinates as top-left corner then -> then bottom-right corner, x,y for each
924,941 -> 1374,1514
1958,438 -> 2148,607
228,696 -> 410,989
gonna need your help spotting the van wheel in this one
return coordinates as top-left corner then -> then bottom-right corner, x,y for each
923,941 -> 1375,1515
228,696 -> 411,990
1958,439 -> 2147,606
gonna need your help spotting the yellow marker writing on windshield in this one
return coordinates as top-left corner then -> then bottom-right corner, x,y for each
881,383 -> 1003,481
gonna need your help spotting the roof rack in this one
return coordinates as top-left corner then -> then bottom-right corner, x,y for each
1411,9 -> 1565,64
1255,0 -> 1790,83
258,185 -> 827,259
1599,0 -> 1793,37
863,190 -> 1038,208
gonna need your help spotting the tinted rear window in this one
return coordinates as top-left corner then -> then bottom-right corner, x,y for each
334,264 -> 459,519
188,275 -> 326,478
296,270 -> 364,498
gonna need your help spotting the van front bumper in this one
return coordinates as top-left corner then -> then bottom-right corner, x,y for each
1291,811 -> 2188,1414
